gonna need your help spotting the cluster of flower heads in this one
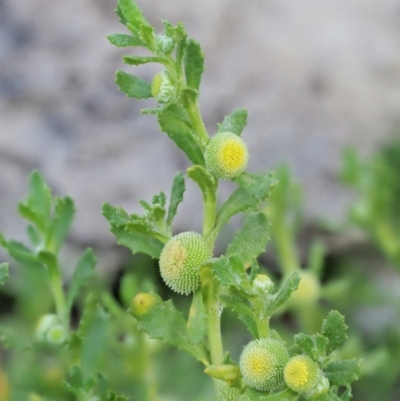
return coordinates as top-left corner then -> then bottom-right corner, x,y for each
239,338 -> 329,397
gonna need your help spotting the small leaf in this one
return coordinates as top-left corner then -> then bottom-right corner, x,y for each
216,172 -> 277,231
294,333 -> 314,356
67,248 -> 97,309
265,272 -> 300,315
187,165 -> 216,201
129,292 -> 209,364
167,172 -> 186,229
321,310 -> 348,355
234,172 -> 278,204
118,0 -> 152,38
102,203 -> 131,228
0,236 -> 40,266
110,227 -> 163,259
50,196 -> 75,252
187,289 -> 207,345
213,255 -> 247,290
18,171 -> 52,232
324,359 -> 362,387
219,289 -> 258,338
184,39 -> 205,91
0,263 -> 9,285
115,71 -> 152,99
107,33 -> 144,48
157,107 -> 205,166
218,109 -> 248,136
123,55 -> 164,66
227,212 -> 270,268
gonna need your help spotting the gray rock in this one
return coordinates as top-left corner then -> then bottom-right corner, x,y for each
1,0 -> 400,270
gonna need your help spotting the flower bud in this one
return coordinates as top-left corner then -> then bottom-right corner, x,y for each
239,338 -> 289,392
151,71 -> 176,103
284,355 -> 321,394
129,292 -> 158,317
159,232 -> 211,295
35,314 -> 67,345
156,35 -> 174,53
252,274 -> 274,294
205,132 -> 249,179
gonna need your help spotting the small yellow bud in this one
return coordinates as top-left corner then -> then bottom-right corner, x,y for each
205,132 -> 249,179
159,232 -> 211,295
284,355 -> 320,394
239,338 -> 289,392
129,293 -> 158,317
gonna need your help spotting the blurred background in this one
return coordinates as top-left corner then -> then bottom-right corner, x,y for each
1,0 -> 400,400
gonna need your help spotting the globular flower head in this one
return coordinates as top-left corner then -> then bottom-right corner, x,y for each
151,71 -> 176,103
130,292 -> 158,317
159,232 -> 211,295
252,274 -> 274,294
239,338 -> 289,392
205,132 -> 249,179
284,355 -> 320,394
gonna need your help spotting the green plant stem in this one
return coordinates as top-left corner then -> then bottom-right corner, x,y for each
47,261 -> 68,323
201,266 -> 224,397
181,91 -> 209,146
203,181 -> 218,238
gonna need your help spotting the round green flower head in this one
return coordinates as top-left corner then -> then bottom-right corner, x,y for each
239,338 -> 289,392
159,232 -> 211,295
284,355 -> 320,394
151,71 -> 176,103
205,132 -> 249,179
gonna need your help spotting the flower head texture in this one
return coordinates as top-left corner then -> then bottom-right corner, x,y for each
239,338 -> 289,392
159,232 -> 211,295
205,132 -> 249,179
284,355 -> 320,394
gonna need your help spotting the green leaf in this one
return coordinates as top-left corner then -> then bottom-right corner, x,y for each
157,107 -> 205,165
110,227 -> 164,259
187,289 -> 207,345
123,55 -> 164,66
187,165 -> 216,198
166,172 -> 186,229
18,171 -> 52,232
50,196 -> 75,252
0,235 -> 40,266
234,172 -> 278,204
213,255 -> 248,290
227,212 -> 270,268
321,310 -> 348,355
294,333 -> 314,356
27,225 -> 41,247
324,359 -> 361,387
115,70 -> 152,99
0,263 -> 9,285
218,109 -> 248,136
67,248 -> 97,309
265,272 -> 300,315
219,290 -> 258,338
129,292 -> 209,363
118,0 -> 152,38
107,33 -> 144,48
184,39 -> 205,91
216,172 -> 277,231
102,202 -> 131,228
